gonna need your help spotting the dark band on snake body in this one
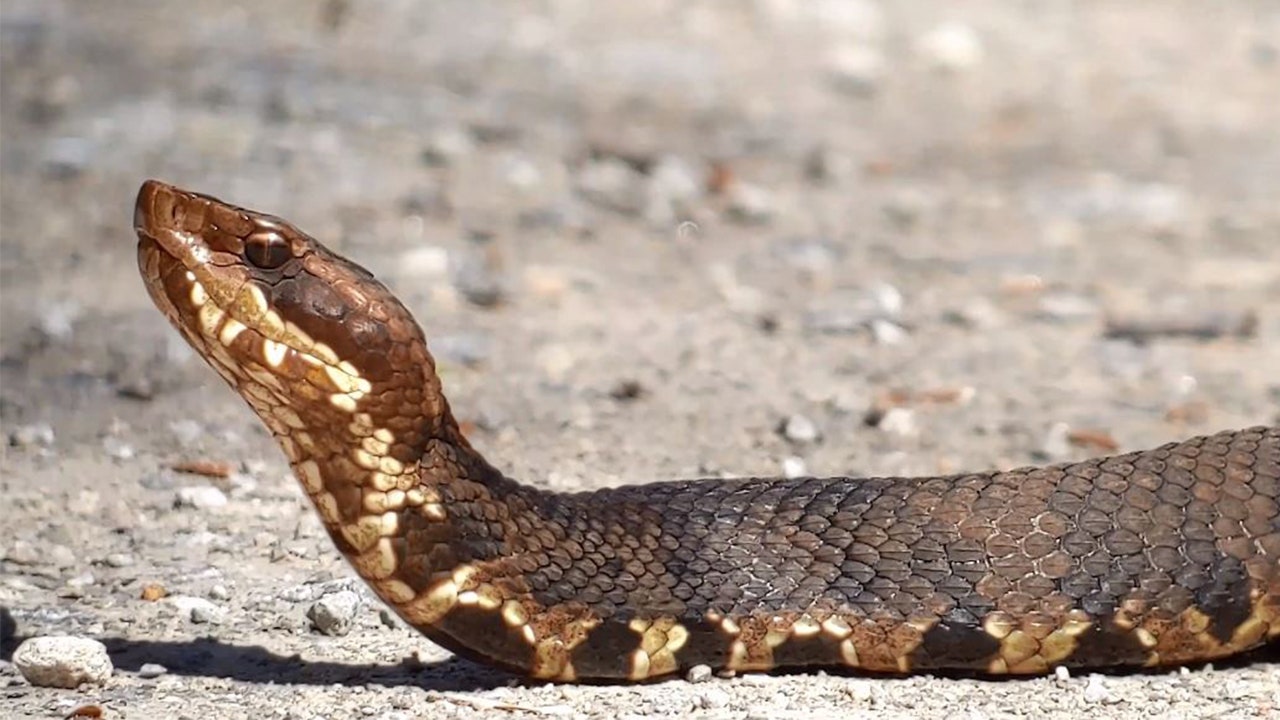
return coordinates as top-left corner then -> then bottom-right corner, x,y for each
133,179 -> 1280,681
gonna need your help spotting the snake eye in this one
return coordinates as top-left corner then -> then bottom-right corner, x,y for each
245,230 -> 291,269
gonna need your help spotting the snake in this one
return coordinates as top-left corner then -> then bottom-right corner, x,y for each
133,179 -> 1279,682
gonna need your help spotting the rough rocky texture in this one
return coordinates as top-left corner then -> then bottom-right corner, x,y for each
2,1 -> 1278,718
12,637 -> 113,688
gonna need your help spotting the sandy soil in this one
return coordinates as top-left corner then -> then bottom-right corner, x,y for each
2,2 -> 1278,718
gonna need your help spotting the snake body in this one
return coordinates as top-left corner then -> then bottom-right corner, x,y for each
134,180 -> 1279,681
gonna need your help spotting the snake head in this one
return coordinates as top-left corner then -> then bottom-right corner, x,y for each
134,179 -> 447,449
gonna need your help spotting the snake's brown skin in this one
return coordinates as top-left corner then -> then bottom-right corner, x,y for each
133,179 -> 1280,682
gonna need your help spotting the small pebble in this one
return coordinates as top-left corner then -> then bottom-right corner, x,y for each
870,319 -> 909,345
48,544 -> 78,568
420,126 -> 474,166
576,157 -> 644,215
9,423 -> 55,448
168,419 -> 204,447
781,414 -> 821,444
12,636 -> 113,688
827,44 -> 885,95
724,182 -> 776,224
1040,422 -> 1073,460
209,584 -> 231,601
685,664 -> 713,683
102,436 -> 135,460
876,407 -> 917,437
917,22 -> 984,72
36,300 -> 80,341
781,456 -> 807,479
644,155 -> 702,226
138,663 -> 168,679
452,248 -> 506,308
1054,665 -> 1071,684
698,687 -> 732,710
1038,293 -> 1098,322
846,681 -> 874,702
167,595 -> 226,624
1083,674 -> 1115,704
65,571 -> 95,590
308,590 -> 361,636
174,485 -> 229,510
399,246 -> 450,278
104,553 -> 134,568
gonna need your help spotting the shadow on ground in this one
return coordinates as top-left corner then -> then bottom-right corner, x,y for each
3,606 -> 1275,690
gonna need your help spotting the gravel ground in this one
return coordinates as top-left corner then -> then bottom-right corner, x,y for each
2,2 -> 1279,718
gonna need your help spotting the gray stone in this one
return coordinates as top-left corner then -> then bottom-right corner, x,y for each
308,590 -> 361,636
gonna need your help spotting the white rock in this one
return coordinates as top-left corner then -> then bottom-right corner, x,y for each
399,246 -> 450,278
917,22 -> 984,72
104,552 -> 134,568
174,485 -> 229,510
685,664 -> 713,683
1040,422 -> 1073,460
870,319 -> 909,345
13,636 -> 113,688
138,662 -> 168,679
877,407 -> 917,437
1083,674 -> 1115,704
782,456 -> 808,479
782,414 -> 821,444
37,300 -> 81,342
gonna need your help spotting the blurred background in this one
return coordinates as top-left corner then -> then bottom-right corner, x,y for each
3,1 -> 1276,457
1,2 -> 1278,717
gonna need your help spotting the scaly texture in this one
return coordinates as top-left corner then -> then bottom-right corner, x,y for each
133,180 -> 1280,681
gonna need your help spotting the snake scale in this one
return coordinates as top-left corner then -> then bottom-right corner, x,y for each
134,180 -> 1279,681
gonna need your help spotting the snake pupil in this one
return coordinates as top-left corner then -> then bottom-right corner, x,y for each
245,230 -> 291,269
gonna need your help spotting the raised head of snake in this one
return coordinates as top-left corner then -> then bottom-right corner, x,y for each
135,180 -> 1279,682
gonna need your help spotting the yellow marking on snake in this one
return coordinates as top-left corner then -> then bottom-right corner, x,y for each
263,339 -> 288,367
295,459 -> 323,493
362,435 -> 390,457
502,600 -> 528,627
627,616 -> 690,680
198,302 -> 225,338
353,448 -> 380,470
219,317 -> 247,346
374,578 -> 416,604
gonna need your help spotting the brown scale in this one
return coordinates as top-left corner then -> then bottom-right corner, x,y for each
135,180 -> 1280,682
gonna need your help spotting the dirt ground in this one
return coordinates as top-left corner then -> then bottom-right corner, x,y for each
2,2 -> 1278,718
